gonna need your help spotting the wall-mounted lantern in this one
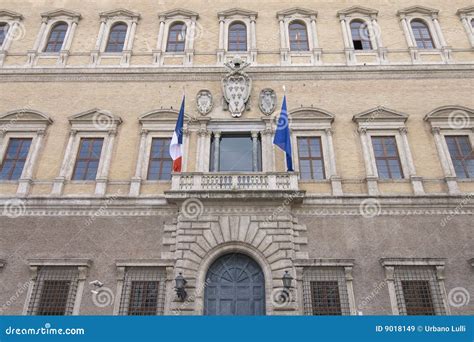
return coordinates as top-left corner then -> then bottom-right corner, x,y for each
175,272 -> 187,301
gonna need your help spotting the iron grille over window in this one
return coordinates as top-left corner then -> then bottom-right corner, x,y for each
393,266 -> 445,315
166,22 -> 186,52
44,22 -> 68,53
350,20 -> 372,50
445,136 -> 473,179
27,267 -> 79,316
118,267 -> 166,315
289,22 -> 309,51
0,138 -> 32,180
0,23 -> 9,47
298,137 -> 325,180
303,267 -> 350,315
228,22 -> 247,52
411,20 -> 435,49
105,23 -> 127,53
72,138 -> 103,181
147,138 -> 172,180
372,136 -> 404,179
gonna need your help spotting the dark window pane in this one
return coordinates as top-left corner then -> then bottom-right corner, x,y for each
219,135 -> 253,171
0,138 -> 32,180
147,138 -> 173,180
0,23 -> 9,47
350,20 -> 372,50
37,280 -> 71,316
105,23 -> 127,53
401,280 -> 435,315
128,281 -> 160,315
297,137 -> 325,180
372,136 -> 404,179
44,23 -> 68,53
166,23 -> 186,52
445,136 -> 473,179
289,22 -> 309,51
411,20 -> 434,49
72,138 -> 103,181
228,23 -> 247,52
310,281 -> 342,315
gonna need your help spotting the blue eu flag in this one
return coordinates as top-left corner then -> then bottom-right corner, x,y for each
273,95 -> 293,172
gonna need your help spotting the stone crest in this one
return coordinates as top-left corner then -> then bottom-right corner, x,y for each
222,57 -> 252,118
196,90 -> 213,115
259,88 -> 277,115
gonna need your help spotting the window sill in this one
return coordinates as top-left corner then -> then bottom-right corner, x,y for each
377,179 -> 410,183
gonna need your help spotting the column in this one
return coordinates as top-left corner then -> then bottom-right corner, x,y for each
250,18 -> 257,50
431,127 -> 460,195
52,130 -> 77,195
95,20 -> 107,50
129,130 -> 148,196
432,17 -> 447,47
32,20 -> 48,51
64,21 -> 77,51
339,17 -> 350,48
325,129 -> 343,196
399,128 -> 424,195
95,130 -> 116,195
251,132 -> 259,172
384,267 -> 400,315
213,131 -> 221,172
460,15 -> 474,46
3,21 -> 19,51
400,16 -> 415,47
310,18 -> 319,48
218,19 -> 225,49
157,20 -> 166,50
126,21 -> 137,50
278,18 -> 289,64
359,128 -> 378,196
17,130 -> 45,196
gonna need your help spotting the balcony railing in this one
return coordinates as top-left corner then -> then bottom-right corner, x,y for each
170,172 -> 299,192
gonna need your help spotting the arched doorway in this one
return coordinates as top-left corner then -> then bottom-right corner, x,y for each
204,253 -> 265,315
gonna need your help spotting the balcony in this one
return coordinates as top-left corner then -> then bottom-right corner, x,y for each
166,172 -> 303,201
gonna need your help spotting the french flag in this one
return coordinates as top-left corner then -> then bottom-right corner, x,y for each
169,96 -> 185,172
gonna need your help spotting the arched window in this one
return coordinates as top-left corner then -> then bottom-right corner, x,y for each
166,22 -> 186,52
289,21 -> 309,51
410,20 -> 434,49
44,22 -> 68,53
0,22 -> 9,47
105,23 -> 128,53
228,22 -> 247,52
350,20 -> 372,50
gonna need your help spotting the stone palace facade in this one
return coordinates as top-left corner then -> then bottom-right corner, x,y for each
0,0 -> 473,316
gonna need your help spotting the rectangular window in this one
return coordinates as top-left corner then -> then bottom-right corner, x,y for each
128,281 -> 160,315
310,281 -> 342,315
0,138 -> 32,180
72,138 -> 104,181
445,136 -> 473,179
298,137 -> 325,180
147,138 -> 173,180
303,267 -> 351,315
393,266 -> 445,315
210,133 -> 261,172
27,267 -> 79,316
118,267 -> 166,316
372,136 -> 403,179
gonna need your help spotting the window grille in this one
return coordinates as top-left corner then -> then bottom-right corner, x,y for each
303,267 -> 350,315
393,266 -> 445,315
118,267 -> 166,315
27,267 -> 79,316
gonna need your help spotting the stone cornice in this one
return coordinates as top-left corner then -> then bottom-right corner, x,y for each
0,194 -> 473,217
0,65 -> 473,83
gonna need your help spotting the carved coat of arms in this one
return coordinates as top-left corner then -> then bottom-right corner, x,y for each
222,58 -> 252,118
259,88 -> 277,115
196,90 -> 213,115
